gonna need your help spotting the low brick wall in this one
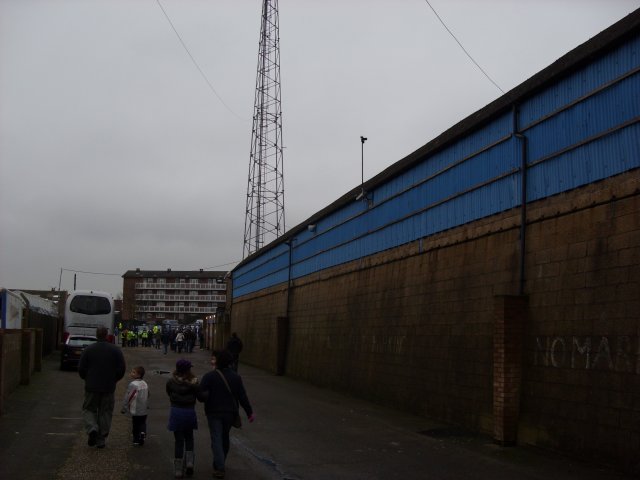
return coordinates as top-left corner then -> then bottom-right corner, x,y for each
0,328 -> 45,413
25,312 -> 60,356
0,331 -> 23,414
4,328 -> 40,385
21,329 -> 36,384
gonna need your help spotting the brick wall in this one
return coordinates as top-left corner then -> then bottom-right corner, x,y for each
0,331 -> 22,414
231,169 -> 640,469
122,278 -> 137,323
520,172 -> 640,469
25,311 -> 59,356
234,218 -> 523,431
232,286 -> 287,373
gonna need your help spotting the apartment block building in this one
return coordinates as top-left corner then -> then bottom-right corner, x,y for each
121,269 -> 227,325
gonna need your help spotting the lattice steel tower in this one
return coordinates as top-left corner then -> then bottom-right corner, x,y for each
243,0 -> 285,258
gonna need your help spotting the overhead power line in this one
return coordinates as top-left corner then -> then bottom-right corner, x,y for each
61,268 -> 121,276
155,0 -> 244,120
202,260 -> 240,270
424,0 -> 505,94
60,261 -> 238,278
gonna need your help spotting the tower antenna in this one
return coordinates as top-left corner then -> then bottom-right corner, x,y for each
243,0 -> 285,258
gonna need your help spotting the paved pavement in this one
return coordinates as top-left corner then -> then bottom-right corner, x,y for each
0,344 -> 632,479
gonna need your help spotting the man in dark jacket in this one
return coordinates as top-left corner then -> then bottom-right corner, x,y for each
225,332 -> 243,372
161,328 -> 170,354
78,326 -> 126,448
199,350 -> 254,478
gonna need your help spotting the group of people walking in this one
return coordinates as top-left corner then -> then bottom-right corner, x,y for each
167,327 -> 201,354
119,326 -> 161,348
119,325 -> 204,354
78,327 -> 251,479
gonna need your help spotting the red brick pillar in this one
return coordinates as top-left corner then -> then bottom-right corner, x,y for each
493,295 -> 527,446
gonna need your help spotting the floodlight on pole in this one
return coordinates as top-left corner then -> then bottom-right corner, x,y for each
243,0 -> 285,259
360,136 -> 367,187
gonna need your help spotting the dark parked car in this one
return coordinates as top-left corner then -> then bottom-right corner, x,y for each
60,335 -> 97,370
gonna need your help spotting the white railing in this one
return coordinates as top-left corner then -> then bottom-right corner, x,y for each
135,305 -> 219,313
134,294 -> 226,302
136,282 -> 226,291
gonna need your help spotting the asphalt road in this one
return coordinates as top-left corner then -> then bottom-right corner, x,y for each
0,344 -> 633,479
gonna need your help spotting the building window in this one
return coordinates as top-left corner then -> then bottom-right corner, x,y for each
190,291 -> 197,296
158,278 -> 166,284
190,278 -> 198,284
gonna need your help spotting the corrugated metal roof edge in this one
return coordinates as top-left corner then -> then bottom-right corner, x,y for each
234,8 -> 640,273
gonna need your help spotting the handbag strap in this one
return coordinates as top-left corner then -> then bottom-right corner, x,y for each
216,369 -> 239,408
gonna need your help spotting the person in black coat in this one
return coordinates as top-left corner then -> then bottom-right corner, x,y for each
199,350 -> 254,478
161,328 -> 170,355
78,326 -> 126,449
225,332 -> 243,372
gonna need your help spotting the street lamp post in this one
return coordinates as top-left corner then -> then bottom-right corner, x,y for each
360,135 -> 367,188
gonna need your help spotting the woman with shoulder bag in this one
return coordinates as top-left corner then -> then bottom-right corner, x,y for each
199,350 -> 255,479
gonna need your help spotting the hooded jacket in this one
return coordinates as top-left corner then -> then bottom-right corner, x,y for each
166,373 -> 200,408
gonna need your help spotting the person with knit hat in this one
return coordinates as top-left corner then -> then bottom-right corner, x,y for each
166,358 -> 203,478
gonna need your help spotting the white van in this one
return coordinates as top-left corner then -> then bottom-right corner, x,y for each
63,290 -> 115,343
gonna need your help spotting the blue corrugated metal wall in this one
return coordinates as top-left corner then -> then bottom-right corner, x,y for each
233,34 -> 640,298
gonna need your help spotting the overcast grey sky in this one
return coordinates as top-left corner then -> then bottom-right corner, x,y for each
1,0 -> 638,297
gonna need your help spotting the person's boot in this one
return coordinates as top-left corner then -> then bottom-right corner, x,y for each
184,451 -> 194,476
174,458 -> 184,478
